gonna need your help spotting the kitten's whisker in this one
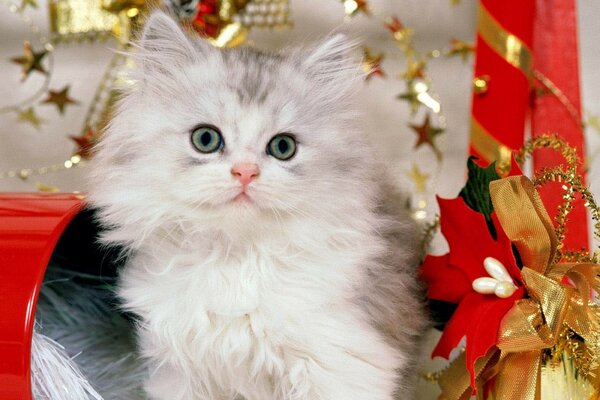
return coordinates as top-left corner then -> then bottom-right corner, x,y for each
270,206 -> 285,231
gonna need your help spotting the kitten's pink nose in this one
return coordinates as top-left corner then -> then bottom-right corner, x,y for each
231,163 -> 260,185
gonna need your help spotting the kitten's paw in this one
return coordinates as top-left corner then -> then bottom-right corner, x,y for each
144,364 -> 228,400
144,366 -> 192,400
278,355 -> 398,400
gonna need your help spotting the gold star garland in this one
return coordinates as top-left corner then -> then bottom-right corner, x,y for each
0,0 -> 473,203
1,0 -> 293,191
339,0 -> 461,220
0,0 -> 54,122
0,0 -> 126,188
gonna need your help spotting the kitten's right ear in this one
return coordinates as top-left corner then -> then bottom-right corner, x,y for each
138,11 -> 197,67
302,33 -> 358,81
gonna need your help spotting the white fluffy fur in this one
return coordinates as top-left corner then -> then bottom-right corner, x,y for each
88,11 -> 428,400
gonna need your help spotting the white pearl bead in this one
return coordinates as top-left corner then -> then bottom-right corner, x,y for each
472,277 -> 497,294
494,281 -> 517,298
483,257 -> 513,283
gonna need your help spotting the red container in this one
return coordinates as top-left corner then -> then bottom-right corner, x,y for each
0,193 -> 86,400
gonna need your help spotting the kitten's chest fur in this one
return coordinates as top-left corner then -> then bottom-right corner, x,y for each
118,226 -> 378,372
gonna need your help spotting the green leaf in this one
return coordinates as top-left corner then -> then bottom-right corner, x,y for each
459,157 -> 500,238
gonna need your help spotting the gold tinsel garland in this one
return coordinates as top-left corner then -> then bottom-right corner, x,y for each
426,135 -> 600,400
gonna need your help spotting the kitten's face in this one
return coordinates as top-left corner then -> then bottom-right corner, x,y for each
91,12 -> 374,237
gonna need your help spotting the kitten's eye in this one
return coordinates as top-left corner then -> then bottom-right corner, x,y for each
267,134 -> 297,161
191,125 -> 223,153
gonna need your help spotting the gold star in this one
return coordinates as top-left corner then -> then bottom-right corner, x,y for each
407,164 -> 430,193
342,0 -> 369,17
446,39 -> 475,62
42,86 -> 79,114
398,80 -> 441,114
397,86 -> 421,115
409,113 -> 444,160
70,128 -> 98,159
35,182 -> 60,193
587,114 -> 600,134
362,48 -> 385,80
10,41 -> 48,81
385,16 -> 414,46
398,79 -> 432,115
17,107 -> 45,128
400,60 -> 426,80
19,0 -> 37,12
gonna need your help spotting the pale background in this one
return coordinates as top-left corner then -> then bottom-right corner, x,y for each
1,0 -> 599,398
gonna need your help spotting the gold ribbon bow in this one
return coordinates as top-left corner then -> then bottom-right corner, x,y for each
439,176 -> 600,400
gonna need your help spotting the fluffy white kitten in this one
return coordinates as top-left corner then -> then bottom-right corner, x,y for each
88,11 -> 428,400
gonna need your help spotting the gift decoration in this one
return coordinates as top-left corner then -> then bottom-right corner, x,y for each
187,0 -> 291,48
421,136 -> 600,400
48,0 -> 144,44
0,193 -> 86,399
0,195 -> 144,400
469,0 -> 589,250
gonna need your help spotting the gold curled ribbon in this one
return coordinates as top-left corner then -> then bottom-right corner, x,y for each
438,175 -> 600,400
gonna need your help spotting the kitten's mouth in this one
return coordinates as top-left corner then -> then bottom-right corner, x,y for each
233,192 -> 252,203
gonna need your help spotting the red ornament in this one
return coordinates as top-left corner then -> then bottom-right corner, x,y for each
420,196 -> 524,389
192,0 -> 222,38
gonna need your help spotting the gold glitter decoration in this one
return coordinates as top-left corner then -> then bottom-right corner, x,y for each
473,75 -> 490,94
516,135 -> 600,257
49,0 -> 117,41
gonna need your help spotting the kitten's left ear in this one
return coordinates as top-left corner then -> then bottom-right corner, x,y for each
138,11 -> 200,67
302,33 -> 358,80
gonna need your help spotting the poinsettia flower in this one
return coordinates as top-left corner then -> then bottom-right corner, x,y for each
420,195 -> 524,389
